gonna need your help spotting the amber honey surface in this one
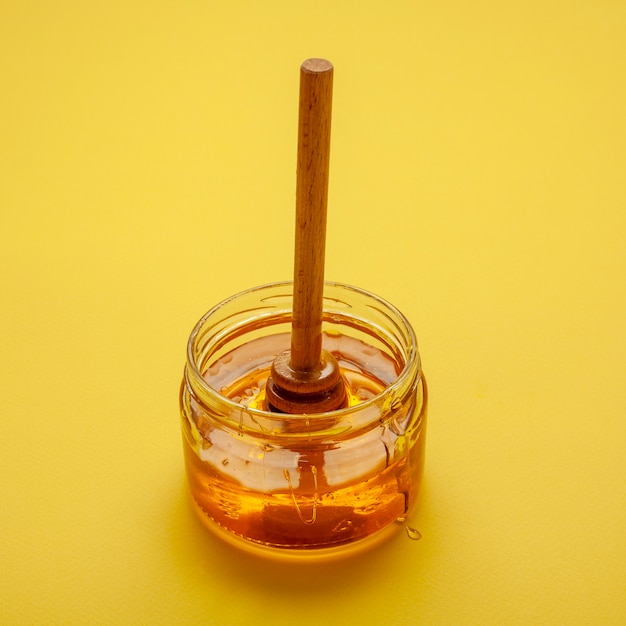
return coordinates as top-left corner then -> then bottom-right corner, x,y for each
181,332 -> 426,553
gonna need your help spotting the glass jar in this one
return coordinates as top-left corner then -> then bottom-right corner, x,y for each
180,281 -> 427,561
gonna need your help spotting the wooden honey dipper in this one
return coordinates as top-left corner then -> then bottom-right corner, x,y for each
265,59 -> 347,414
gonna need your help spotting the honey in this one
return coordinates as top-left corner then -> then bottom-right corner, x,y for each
204,332 -> 399,411
180,282 -> 427,561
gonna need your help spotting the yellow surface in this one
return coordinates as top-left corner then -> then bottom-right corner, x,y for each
1,1 -> 625,623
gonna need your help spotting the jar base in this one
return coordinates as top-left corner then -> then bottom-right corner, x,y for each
189,494 -> 403,563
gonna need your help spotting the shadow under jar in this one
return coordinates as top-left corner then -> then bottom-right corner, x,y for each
180,281 -> 427,562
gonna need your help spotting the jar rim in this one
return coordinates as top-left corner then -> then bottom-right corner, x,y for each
186,280 -> 420,423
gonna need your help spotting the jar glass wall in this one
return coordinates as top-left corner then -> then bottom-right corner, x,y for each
180,281 -> 427,561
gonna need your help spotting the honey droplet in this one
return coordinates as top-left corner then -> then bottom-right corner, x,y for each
405,526 -> 422,541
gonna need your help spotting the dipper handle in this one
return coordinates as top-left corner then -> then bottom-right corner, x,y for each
265,59 -> 346,414
291,58 -> 333,372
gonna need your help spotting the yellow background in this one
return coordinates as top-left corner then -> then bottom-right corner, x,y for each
1,1 -> 625,623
